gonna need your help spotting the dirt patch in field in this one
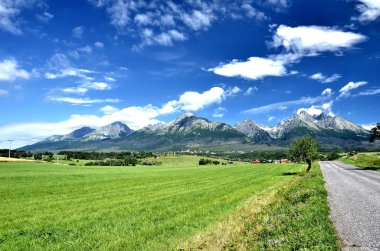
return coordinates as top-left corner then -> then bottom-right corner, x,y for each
0,157 -> 36,162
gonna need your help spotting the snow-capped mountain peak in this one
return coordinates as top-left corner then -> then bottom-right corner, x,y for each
83,121 -> 133,141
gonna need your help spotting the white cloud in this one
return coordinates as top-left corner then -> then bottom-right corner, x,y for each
244,86 -> 258,95
45,68 -> 94,80
267,0 -> 289,8
273,25 -> 367,55
241,4 -> 267,20
100,105 -> 119,114
0,0 -> 43,34
211,25 -> 366,81
94,41 -> 104,48
134,13 -> 153,26
59,82 -> 111,96
86,82 -> 111,90
353,0 -> 380,22
104,76 -> 116,82
322,101 -> 334,112
321,88 -> 333,97
135,29 -> 187,50
44,53 -> 95,80
355,88 -> 380,96
362,123 -> 376,130
72,26 -> 85,38
339,81 -> 368,98
243,96 -> 325,114
182,10 -> 214,30
161,87 -> 225,113
62,87 -> 88,94
267,116 -> 275,122
224,86 -> 242,97
209,56 -> 288,80
88,1 -> 281,49
0,58 -> 30,81
0,88 -> 9,96
297,107 -> 324,116
0,105 -> 162,148
36,11 -> 54,23
310,73 -> 341,83
160,14 -> 175,26
48,97 -> 120,105
77,45 -> 93,54
212,107 -> 227,118
297,100 -> 335,117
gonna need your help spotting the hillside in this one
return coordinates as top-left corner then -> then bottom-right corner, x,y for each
19,112 -> 370,152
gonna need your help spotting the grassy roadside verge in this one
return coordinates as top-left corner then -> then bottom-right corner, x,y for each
181,163 -> 339,250
339,153 -> 380,172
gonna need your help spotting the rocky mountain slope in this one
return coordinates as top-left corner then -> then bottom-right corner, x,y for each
22,122 -> 133,151
83,122 -> 133,141
19,112 -> 370,152
234,119 -> 272,143
119,113 -> 247,150
235,111 -> 369,145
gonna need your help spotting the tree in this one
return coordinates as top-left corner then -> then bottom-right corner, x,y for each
369,123 -> 380,142
288,136 -> 319,172
327,151 -> 340,160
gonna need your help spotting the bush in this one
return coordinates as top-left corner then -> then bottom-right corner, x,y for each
199,158 -> 220,165
327,152 -> 340,160
140,161 -> 162,166
124,157 -> 138,166
348,151 -> 357,157
199,158 -> 209,165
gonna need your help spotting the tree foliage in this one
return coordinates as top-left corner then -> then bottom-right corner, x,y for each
369,123 -> 380,142
288,136 -> 319,172
326,151 -> 340,160
199,158 -> 220,165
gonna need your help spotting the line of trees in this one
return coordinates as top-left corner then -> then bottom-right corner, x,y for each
199,158 -> 223,165
0,150 -> 33,158
84,157 -> 139,166
58,151 -> 155,160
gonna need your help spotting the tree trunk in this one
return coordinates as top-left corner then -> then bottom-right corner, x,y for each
306,159 -> 312,172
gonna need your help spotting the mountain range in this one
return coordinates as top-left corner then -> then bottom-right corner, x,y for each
19,112 -> 372,152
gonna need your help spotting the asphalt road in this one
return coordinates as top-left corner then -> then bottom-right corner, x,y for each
320,161 -> 380,250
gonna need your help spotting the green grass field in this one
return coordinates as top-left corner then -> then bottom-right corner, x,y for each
340,152 -> 380,171
0,156 -> 338,250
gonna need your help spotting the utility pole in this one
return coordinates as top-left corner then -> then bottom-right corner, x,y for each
7,140 -> 13,158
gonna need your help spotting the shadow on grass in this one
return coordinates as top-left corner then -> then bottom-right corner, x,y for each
281,172 -> 300,176
353,166 -> 380,172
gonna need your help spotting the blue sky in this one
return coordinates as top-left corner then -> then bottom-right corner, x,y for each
0,0 -> 379,148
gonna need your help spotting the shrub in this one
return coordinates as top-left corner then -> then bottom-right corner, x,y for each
199,158 -> 220,165
140,161 -> 162,166
327,152 -> 340,160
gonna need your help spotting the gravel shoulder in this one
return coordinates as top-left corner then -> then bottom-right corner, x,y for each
320,161 -> 380,250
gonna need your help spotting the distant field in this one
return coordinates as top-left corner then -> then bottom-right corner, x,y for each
0,156 -> 338,250
340,152 -> 380,171
0,157 -> 36,162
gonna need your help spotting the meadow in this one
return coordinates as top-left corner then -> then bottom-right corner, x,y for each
0,155 -> 338,250
340,152 -> 380,171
